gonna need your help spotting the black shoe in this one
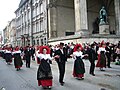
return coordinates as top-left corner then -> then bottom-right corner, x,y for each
43,86 -> 49,89
108,66 -> 112,68
47,86 -> 51,89
100,69 -> 105,71
60,82 -> 65,86
100,68 -> 105,71
91,73 -> 95,76
76,77 -> 84,80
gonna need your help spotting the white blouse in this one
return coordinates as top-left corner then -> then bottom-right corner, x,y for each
5,50 -> 12,53
12,50 -> 21,54
37,54 -> 52,60
73,51 -> 84,60
97,47 -> 106,54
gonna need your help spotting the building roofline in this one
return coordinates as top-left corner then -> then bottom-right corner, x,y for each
15,0 -> 29,13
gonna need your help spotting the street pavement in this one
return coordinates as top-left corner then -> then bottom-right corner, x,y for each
0,57 -> 120,90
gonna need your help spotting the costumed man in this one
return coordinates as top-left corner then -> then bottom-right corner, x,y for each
12,46 -> 23,71
4,47 -> 12,65
54,42 -> 67,86
31,46 -> 35,61
72,44 -> 87,80
96,41 -> 107,71
105,42 -> 112,68
24,46 -> 31,68
37,46 -> 53,89
88,44 -> 96,76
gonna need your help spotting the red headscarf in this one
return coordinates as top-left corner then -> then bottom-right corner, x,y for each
39,46 -> 50,54
100,40 -> 105,47
73,44 -> 83,52
15,46 -> 19,51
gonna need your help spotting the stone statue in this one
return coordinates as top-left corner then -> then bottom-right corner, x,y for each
99,6 -> 107,24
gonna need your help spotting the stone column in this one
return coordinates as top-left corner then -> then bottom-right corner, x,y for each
47,0 -> 57,38
74,0 -> 89,36
114,0 -> 120,35
29,0 -> 33,46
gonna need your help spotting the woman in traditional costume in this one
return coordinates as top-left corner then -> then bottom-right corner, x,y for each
72,44 -> 87,80
37,46 -> 53,89
96,42 -> 106,71
12,46 -> 23,71
4,47 -> 12,65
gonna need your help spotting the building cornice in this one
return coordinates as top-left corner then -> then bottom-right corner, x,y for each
15,0 -> 29,13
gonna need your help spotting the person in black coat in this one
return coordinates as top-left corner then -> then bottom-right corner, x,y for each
105,42 -> 112,68
31,46 -> 35,61
24,46 -> 31,68
54,42 -> 67,86
88,44 -> 96,76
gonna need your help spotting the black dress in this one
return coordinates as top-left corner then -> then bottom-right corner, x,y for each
37,54 -> 53,87
13,51 -> 23,69
73,51 -> 85,78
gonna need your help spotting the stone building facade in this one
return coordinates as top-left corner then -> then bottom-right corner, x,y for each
48,0 -> 120,45
15,0 -> 47,46
15,0 -> 120,46
3,19 -> 16,46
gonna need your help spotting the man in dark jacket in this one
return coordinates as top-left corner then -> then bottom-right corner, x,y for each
88,44 -> 96,76
54,42 -> 67,86
105,42 -> 112,68
31,46 -> 35,61
24,46 -> 31,68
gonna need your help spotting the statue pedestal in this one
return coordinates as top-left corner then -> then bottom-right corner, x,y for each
99,24 -> 110,34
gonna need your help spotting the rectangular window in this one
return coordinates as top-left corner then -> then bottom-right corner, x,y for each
33,40 -> 35,45
44,38 -> 47,45
65,32 -> 75,36
41,21 -> 43,31
36,22 -> 39,32
41,39 -> 43,45
33,24 -> 35,33
41,3 -> 43,14
37,5 -> 39,15
37,39 -> 39,45
33,8 -> 35,17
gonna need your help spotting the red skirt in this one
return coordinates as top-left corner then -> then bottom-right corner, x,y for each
73,70 -> 84,78
8,60 -> 12,63
15,66 -> 22,69
96,54 -> 106,68
38,79 -> 52,87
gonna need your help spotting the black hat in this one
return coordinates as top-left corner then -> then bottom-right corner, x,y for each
106,42 -> 109,46
60,42 -> 64,46
91,44 -> 95,47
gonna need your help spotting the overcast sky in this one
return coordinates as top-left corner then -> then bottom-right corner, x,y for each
0,0 -> 20,31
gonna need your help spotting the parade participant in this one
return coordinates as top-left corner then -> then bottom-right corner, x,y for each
54,42 -> 67,86
0,47 -> 4,57
105,42 -> 112,68
115,45 -> 120,65
96,42 -> 106,71
36,46 -> 41,64
12,46 -> 23,71
24,45 -> 31,68
88,44 -> 96,76
4,47 -> 12,65
31,46 -> 35,61
72,44 -> 87,80
37,46 -> 53,89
